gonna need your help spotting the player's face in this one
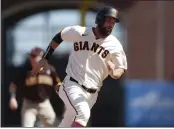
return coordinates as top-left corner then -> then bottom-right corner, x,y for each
98,16 -> 116,36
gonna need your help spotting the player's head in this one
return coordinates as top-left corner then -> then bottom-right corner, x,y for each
29,47 -> 44,63
95,6 -> 119,36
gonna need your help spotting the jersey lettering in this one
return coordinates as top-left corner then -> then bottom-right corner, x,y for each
82,41 -> 89,50
73,41 -> 109,58
97,46 -> 104,54
79,41 -> 83,50
90,42 -> 99,52
102,50 -> 109,58
74,42 -> 79,51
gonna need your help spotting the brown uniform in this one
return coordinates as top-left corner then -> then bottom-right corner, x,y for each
13,64 -> 61,127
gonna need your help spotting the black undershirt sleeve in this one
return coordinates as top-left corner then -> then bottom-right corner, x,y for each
42,32 -> 63,60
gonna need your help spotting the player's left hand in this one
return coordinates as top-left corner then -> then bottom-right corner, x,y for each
30,58 -> 48,76
107,60 -> 115,73
107,60 -> 124,79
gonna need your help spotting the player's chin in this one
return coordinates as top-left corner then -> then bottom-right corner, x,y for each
104,30 -> 112,36
107,30 -> 112,35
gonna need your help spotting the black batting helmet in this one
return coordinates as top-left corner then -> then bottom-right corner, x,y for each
95,6 -> 119,25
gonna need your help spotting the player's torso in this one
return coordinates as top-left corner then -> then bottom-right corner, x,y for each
23,68 -> 55,102
66,27 -> 117,88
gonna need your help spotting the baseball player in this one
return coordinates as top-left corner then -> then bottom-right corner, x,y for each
9,47 -> 62,127
31,6 -> 127,127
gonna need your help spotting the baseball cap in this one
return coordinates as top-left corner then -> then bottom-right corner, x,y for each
28,47 -> 44,57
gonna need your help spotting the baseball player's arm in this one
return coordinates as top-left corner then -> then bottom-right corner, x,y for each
9,82 -> 18,110
48,65 -> 62,91
51,68 -> 62,91
108,61 -> 125,79
42,26 -> 80,60
9,82 -> 17,98
53,75 -> 62,91
108,49 -> 127,79
31,26 -> 80,75
30,33 -> 63,75
42,32 -> 63,60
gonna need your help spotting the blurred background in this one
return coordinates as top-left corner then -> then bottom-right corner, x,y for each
1,0 -> 174,127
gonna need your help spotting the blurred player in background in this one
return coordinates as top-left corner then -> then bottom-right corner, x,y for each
9,47 -> 62,127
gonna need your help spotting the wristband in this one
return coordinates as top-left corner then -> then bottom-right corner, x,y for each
42,46 -> 54,60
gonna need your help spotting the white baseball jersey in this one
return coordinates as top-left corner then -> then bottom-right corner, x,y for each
61,25 -> 127,89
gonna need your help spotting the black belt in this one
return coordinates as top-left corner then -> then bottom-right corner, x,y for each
70,77 -> 97,93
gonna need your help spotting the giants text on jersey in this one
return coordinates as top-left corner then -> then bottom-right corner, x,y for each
61,25 -> 127,89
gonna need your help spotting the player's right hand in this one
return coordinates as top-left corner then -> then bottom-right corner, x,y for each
9,97 -> 18,110
30,58 -> 48,76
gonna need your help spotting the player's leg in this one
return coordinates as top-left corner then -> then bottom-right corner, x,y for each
58,84 -> 76,127
87,90 -> 99,109
21,98 -> 38,127
70,83 -> 99,127
58,76 -> 91,127
38,99 -> 58,127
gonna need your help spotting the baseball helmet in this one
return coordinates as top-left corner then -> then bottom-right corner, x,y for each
29,47 -> 44,57
95,6 -> 120,25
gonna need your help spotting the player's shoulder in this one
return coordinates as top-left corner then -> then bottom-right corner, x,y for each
70,25 -> 86,30
65,25 -> 86,34
108,35 -> 123,48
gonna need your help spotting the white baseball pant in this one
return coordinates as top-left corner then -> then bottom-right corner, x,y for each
21,98 -> 57,127
58,75 -> 98,127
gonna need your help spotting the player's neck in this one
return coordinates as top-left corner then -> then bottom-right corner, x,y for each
93,27 -> 107,39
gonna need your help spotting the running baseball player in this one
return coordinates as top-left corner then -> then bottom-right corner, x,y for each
9,47 -> 62,127
31,6 -> 127,127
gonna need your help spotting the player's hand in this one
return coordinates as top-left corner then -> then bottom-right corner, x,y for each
30,58 -> 48,76
107,60 -> 115,73
107,60 -> 124,79
107,60 -> 117,79
9,97 -> 18,110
